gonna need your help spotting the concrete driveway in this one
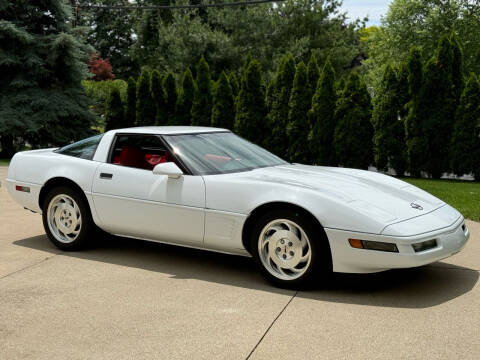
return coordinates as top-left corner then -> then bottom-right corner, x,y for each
1,166 -> 479,360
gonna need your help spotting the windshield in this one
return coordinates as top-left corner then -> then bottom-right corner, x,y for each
163,132 -> 288,175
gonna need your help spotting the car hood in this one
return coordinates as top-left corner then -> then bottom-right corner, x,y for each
242,164 -> 445,225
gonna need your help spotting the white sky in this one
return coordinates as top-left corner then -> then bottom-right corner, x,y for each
340,0 -> 392,25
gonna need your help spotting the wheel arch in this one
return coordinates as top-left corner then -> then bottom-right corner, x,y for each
241,201 -> 331,258
39,177 -> 89,211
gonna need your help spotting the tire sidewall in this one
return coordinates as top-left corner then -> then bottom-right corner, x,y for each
250,209 -> 331,288
42,186 -> 93,251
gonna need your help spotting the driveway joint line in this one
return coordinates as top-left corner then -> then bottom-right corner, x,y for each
0,254 -> 59,281
429,265 -> 479,272
245,290 -> 297,360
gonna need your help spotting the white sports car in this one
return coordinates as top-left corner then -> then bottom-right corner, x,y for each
6,127 -> 470,287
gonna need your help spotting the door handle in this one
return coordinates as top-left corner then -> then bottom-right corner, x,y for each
100,173 -> 113,179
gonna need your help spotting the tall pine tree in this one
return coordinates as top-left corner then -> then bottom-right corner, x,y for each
334,72 -> 373,169
136,69 -> 156,126
266,54 -> 296,158
234,60 -> 266,145
287,62 -> 312,163
211,72 -> 235,129
372,65 -> 407,176
105,87 -> 125,131
163,72 -> 177,125
308,58 -> 337,166
0,0 -> 95,155
125,77 -> 137,128
450,74 -> 480,179
191,57 -> 212,126
176,68 -> 195,125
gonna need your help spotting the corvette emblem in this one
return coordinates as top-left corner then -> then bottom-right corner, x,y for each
410,203 -> 423,210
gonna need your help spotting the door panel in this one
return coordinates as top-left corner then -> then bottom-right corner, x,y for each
92,163 -> 205,245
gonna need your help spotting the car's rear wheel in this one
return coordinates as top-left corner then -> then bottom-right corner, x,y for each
250,209 -> 331,288
42,186 -> 93,250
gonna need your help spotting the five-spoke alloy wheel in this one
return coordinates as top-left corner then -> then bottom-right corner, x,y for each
42,186 -> 94,250
251,209 -> 331,288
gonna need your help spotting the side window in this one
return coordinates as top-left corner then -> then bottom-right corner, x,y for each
109,134 -> 173,170
56,134 -> 103,160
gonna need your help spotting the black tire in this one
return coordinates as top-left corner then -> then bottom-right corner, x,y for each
42,186 -> 95,251
250,209 -> 332,289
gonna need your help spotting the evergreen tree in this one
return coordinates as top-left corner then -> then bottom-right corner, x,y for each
419,36 -> 458,178
450,74 -> 480,179
228,72 -> 239,97
266,54 -> 296,158
163,72 -> 177,125
150,70 -> 165,125
125,77 -> 137,128
234,60 -> 266,145
136,69 -> 156,126
306,54 -> 320,101
176,68 -> 195,125
404,47 -> 424,177
191,57 -> 212,126
105,88 -> 125,131
372,65 -> 407,176
334,72 -> 373,169
287,62 -> 312,163
308,58 -> 337,166
450,33 -> 464,103
265,78 -> 276,113
211,72 -> 235,129
0,0 -> 95,155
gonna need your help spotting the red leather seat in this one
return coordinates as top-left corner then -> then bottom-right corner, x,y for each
118,145 -> 152,170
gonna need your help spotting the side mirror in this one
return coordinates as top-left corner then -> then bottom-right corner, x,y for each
153,162 -> 183,179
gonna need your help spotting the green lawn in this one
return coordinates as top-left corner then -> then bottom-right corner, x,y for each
0,159 -> 10,166
403,178 -> 480,222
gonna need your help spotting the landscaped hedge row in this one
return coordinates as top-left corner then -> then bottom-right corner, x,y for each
97,35 -> 479,180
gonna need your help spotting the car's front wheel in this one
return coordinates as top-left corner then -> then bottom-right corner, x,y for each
250,209 -> 331,288
42,186 -> 94,250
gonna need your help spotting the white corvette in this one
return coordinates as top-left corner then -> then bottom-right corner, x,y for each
6,127 -> 470,287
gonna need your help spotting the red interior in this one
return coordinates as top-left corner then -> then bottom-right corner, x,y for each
113,146 -> 172,170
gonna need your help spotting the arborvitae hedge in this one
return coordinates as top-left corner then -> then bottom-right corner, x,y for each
307,54 -> 320,101
308,58 -> 337,166
176,68 -> 195,125
150,69 -> 165,125
420,36 -> 458,178
163,72 -> 177,125
287,61 -> 312,163
125,77 -> 137,127
191,57 -> 212,126
234,60 -> 266,145
372,65 -> 407,175
105,87 -> 125,131
228,72 -> 239,97
136,69 -> 156,126
211,72 -> 235,129
405,47 -> 424,177
450,74 -> 480,179
334,72 -> 373,169
266,54 -> 296,158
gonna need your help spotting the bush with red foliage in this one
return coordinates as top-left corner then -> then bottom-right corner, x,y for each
88,54 -> 115,80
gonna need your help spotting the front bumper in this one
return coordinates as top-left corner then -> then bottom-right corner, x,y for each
325,216 -> 469,273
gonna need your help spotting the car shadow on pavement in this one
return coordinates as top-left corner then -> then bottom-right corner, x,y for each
14,234 -> 479,309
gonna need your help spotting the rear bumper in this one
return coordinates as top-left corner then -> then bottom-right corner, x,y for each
326,216 -> 469,273
5,178 -> 42,213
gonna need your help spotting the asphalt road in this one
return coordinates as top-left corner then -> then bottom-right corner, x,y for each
1,166 -> 479,359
